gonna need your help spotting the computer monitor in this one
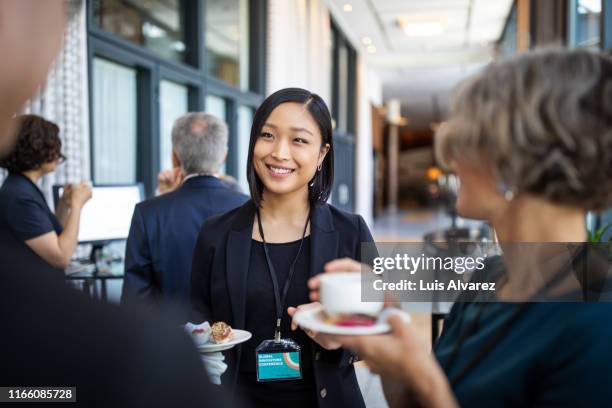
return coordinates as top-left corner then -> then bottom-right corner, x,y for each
53,184 -> 144,244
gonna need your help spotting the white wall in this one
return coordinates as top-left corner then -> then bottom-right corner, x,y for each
354,58 -> 382,225
267,0 -> 379,224
266,0 -> 332,104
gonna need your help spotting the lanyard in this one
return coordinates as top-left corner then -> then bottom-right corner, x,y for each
256,208 -> 310,342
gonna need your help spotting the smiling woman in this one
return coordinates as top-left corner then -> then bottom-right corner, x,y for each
191,88 -> 375,408
247,88 -> 334,207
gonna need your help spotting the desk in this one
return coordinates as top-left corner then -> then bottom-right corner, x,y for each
65,262 -> 124,302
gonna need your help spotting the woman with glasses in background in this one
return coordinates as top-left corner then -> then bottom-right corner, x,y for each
0,114 -> 91,270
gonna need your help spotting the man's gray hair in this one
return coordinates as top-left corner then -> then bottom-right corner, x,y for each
172,112 -> 228,175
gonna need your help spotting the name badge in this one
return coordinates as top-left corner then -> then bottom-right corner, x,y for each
256,338 -> 302,382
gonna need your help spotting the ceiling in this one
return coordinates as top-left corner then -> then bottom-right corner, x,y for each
327,0 -> 514,129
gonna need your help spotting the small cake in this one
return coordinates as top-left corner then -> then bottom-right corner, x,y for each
211,321 -> 233,344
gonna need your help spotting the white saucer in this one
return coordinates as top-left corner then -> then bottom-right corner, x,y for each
293,305 -> 406,336
197,329 -> 252,353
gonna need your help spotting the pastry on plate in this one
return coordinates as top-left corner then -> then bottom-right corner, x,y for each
211,321 -> 233,344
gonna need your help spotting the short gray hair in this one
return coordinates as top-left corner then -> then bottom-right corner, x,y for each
172,112 -> 228,175
436,48 -> 612,211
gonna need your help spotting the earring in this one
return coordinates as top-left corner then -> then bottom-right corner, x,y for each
310,167 -> 319,188
317,162 -> 322,171
497,183 -> 516,201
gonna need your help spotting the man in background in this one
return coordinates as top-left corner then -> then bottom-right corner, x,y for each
121,113 -> 248,316
0,1 -> 234,406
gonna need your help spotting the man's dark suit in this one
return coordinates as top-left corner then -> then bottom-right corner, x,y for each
121,175 -> 248,316
0,229 -> 231,407
191,200 -> 376,408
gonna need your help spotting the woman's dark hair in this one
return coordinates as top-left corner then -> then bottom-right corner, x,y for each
0,114 -> 63,173
246,87 -> 334,207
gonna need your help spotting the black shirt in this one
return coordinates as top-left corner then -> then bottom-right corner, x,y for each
238,237 -> 316,408
0,173 -> 63,241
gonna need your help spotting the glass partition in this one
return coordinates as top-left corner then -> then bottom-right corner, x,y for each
205,0 -> 250,90
92,57 -> 137,184
569,0 -> 602,48
94,0 -> 189,63
159,80 -> 189,171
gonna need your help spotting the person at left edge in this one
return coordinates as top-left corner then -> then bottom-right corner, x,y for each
121,112 -> 248,317
191,88 -> 374,408
0,114 -> 92,271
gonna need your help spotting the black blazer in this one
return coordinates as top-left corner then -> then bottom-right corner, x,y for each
122,176 -> 248,316
191,200 -> 375,408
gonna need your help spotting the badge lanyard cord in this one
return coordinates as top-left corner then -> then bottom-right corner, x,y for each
256,208 -> 311,342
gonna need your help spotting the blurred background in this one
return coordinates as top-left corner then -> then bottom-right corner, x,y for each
1,0 -> 610,333
0,0 -> 609,310
1,0 -> 607,232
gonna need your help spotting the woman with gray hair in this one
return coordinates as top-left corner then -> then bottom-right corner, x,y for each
303,49 -> 612,407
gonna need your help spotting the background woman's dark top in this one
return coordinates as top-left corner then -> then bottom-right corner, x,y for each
238,237 -> 316,407
0,173 -> 63,241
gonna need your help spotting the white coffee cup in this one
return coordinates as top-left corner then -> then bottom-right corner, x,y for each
319,272 -> 383,317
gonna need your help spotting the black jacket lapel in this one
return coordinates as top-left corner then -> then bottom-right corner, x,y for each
309,204 -> 339,278
226,200 -> 256,330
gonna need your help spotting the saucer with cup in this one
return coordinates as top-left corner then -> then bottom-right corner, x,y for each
293,272 -> 409,335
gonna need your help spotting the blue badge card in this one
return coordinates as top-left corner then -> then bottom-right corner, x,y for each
256,339 -> 302,382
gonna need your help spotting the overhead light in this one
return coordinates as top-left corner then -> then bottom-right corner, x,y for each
402,22 -> 445,37
343,3 -> 353,12
367,45 -> 377,53
397,16 -> 446,37
362,36 -> 372,45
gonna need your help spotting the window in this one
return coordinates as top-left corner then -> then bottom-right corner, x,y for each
569,0 -> 602,48
159,80 -> 189,171
499,3 -> 517,56
330,23 -> 356,136
237,106 -> 254,192
329,21 -> 357,211
92,58 -> 137,184
89,0 -> 265,197
205,0 -> 250,90
93,0 -> 189,63
205,94 -> 228,174
337,43 -> 349,133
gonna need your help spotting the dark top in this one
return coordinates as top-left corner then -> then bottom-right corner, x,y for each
434,256 -> 612,407
0,228 -> 235,408
238,238 -> 316,407
0,172 -> 63,241
191,200 -> 374,408
121,175 -> 248,317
